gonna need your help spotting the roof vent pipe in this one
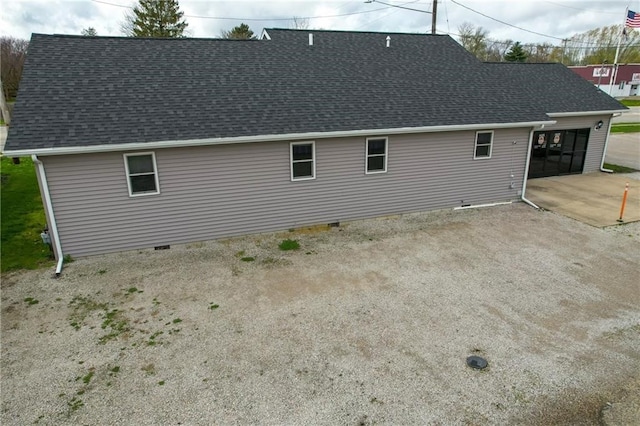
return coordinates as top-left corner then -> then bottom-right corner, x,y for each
309,33 -> 313,46
386,36 -> 390,48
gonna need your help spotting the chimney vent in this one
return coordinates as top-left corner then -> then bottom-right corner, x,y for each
386,36 -> 391,48
309,33 -> 313,46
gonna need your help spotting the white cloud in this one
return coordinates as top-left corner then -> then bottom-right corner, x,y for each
0,0 -> 637,44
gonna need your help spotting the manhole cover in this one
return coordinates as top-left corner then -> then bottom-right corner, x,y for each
466,356 -> 488,370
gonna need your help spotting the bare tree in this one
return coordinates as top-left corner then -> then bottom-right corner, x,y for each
562,25 -> 639,65
121,8 -> 136,36
0,76 -> 11,125
523,42 -> 554,63
1,36 -> 29,105
485,39 -> 513,61
81,27 -> 98,36
457,22 -> 488,59
291,16 -> 310,30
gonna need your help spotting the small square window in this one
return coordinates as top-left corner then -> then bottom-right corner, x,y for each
290,142 -> 315,181
366,137 -> 388,174
474,131 -> 493,159
124,152 -> 160,196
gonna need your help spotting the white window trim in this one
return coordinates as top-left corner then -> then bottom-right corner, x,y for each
473,130 -> 494,160
365,137 -> 388,174
290,141 -> 316,181
123,152 -> 160,197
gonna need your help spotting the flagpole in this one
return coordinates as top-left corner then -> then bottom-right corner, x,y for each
608,7 -> 628,95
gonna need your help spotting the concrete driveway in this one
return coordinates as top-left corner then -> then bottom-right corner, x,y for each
605,133 -> 640,170
526,172 -> 640,226
612,106 -> 639,123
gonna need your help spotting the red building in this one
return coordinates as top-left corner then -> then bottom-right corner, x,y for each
569,64 -> 640,97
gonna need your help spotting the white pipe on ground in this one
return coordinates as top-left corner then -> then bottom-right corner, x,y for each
521,128 -> 540,209
599,113 -> 621,173
453,201 -> 512,210
31,154 -> 64,276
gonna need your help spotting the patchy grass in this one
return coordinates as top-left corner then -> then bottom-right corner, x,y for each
620,99 -> 640,107
0,157 -> 52,272
603,163 -> 638,173
240,256 -> 255,262
278,239 -> 300,251
611,122 -> 640,133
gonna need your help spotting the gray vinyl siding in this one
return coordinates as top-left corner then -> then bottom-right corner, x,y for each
542,115 -> 611,173
43,128 -> 531,257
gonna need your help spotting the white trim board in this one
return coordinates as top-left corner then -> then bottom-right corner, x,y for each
4,120 -> 557,157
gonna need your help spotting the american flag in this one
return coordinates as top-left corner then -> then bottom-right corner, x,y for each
626,10 -> 640,28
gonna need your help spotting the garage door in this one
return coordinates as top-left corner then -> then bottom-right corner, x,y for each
528,128 -> 590,179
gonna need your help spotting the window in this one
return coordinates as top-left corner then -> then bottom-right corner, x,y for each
474,131 -> 493,159
124,152 -> 160,196
290,142 -> 315,181
366,137 -> 388,174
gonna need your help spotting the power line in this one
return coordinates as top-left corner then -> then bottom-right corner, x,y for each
356,0 -> 424,30
364,0 -> 431,14
542,1 -> 621,16
440,29 -> 640,50
89,0 -> 392,22
443,0 -> 451,34
450,0 -> 565,41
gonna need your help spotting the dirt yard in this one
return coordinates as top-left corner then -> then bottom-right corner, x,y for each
1,203 -> 639,425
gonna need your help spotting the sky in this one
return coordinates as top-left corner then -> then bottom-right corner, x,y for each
1,0 -> 639,45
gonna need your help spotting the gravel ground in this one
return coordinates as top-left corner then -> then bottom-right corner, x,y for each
2,203 -> 639,425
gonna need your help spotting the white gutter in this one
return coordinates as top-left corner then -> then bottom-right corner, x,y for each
31,154 -> 64,276
521,127 -> 540,209
547,109 -> 628,118
5,120 -> 556,157
599,114 -> 621,173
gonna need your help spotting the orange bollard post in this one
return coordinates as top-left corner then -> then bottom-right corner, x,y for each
617,182 -> 629,223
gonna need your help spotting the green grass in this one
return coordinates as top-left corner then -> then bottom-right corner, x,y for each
620,99 -> 640,107
278,239 -> 300,251
611,122 -> 640,133
1,157 -> 52,272
603,163 -> 638,173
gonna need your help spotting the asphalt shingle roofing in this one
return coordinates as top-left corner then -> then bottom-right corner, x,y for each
5,28 -> 626,151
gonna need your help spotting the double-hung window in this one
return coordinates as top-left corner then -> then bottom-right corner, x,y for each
124,152 -> 160,196
474,131 -> 493,159
366,137 -> 388,174
290,142 -> 316,181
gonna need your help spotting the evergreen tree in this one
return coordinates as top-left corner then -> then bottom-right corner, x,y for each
123,0 -> 188,38
504,42 -> 527,62
221,23 -> 255,39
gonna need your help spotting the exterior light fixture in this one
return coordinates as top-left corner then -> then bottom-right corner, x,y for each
595,120 -> 604,130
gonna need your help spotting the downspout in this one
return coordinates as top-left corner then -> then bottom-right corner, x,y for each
521,127 -> 540,209
31,154 -> 64,276
599,114 -> 621,173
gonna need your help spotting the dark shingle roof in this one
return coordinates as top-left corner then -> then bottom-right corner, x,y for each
483,62 -> 625,114
5,30 -> 626,152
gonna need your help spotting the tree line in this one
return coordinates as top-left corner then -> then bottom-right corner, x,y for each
2,0 -> 639,104
458,22 -> 640,64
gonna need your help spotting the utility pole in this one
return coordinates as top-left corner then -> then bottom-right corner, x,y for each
431,0 -> 438,34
